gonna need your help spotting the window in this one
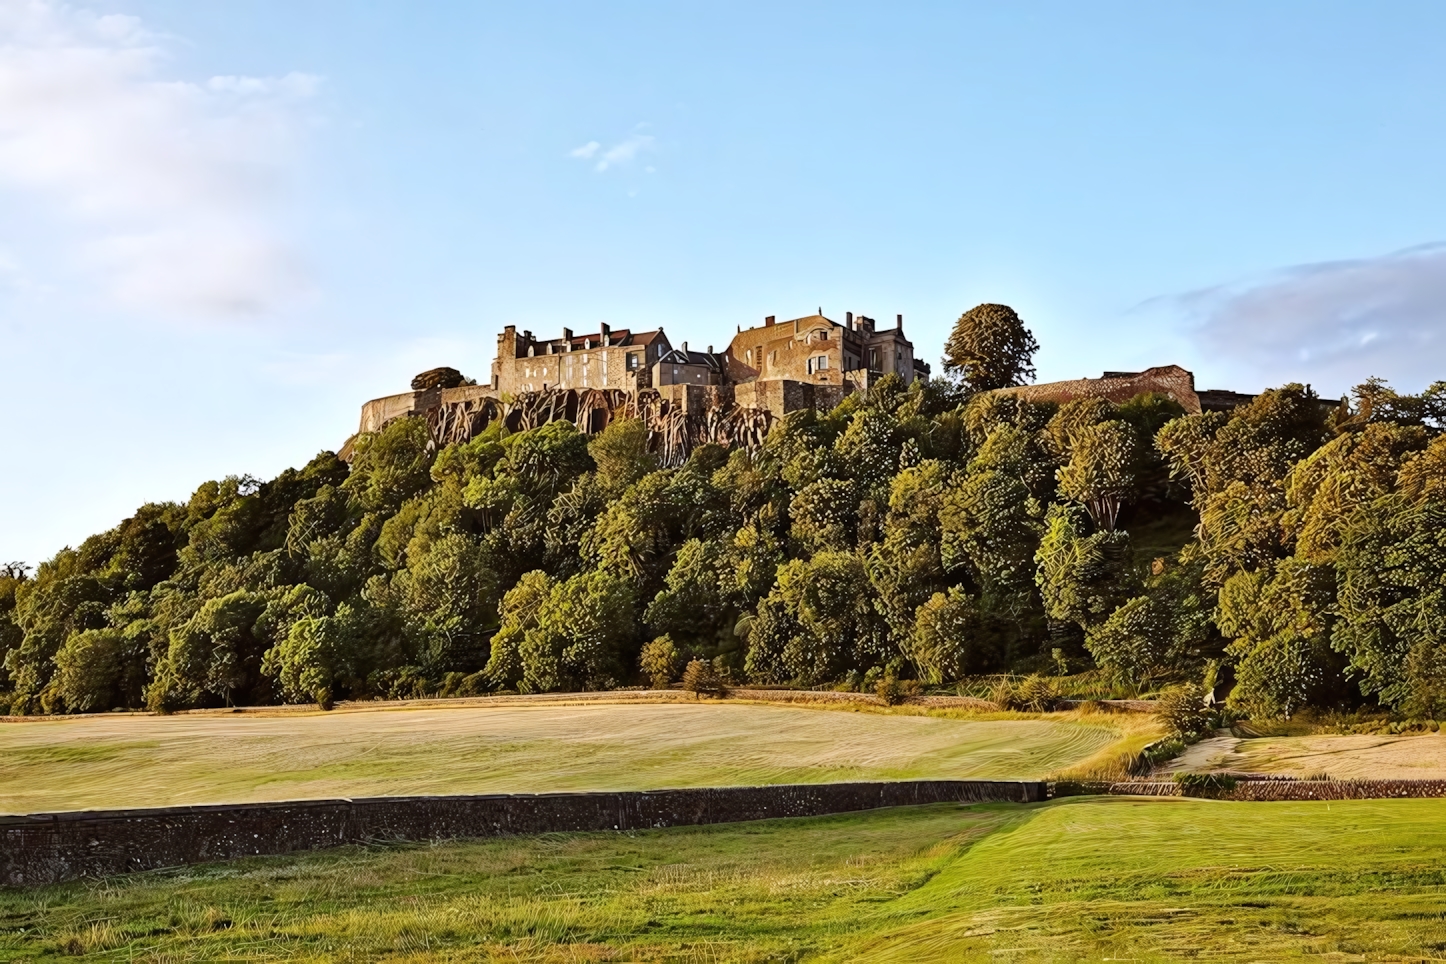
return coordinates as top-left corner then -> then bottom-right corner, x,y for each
869,348 -> 879,370
627,352 -> 640,371
769,350 -> 778,366
815,355 -> 828,370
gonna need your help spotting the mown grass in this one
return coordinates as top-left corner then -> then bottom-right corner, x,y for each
5,797 -> 1446,961
0,703 -> 1123,815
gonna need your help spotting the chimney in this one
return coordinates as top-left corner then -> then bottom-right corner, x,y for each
765,315 -> 775,326
896,314 -> 904,333
707,345 -> 713,354
846,311 -> 853,329
562,327 -> 573,342
600,322 -> 611,342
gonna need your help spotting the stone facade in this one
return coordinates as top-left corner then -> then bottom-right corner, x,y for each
723,312 -> 927,391
491,324 -> 674,395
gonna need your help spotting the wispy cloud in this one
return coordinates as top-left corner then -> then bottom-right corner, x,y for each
570,127 -> 655,173
0,1 -> 319,320
1165,244 -> 1446,393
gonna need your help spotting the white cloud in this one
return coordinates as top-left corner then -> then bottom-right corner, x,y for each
1168,244 -> 1446,393
0,0 -> 319,320
569,127 -> 655,173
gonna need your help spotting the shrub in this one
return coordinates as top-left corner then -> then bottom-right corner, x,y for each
1155,683 -> 1215,740
991,674 -> 1063,712
639,635 -> 682,689
681,659 -> 726,698
875,676 -> 920,706
1173,772 -> 1238,796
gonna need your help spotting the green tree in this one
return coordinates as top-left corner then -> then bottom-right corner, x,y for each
1055,420 -> 1140,532
639,635 -> 682,688
589,418 -> 657,497
907,587 -> 988,683
940,470 -> 1043,594
942,303 -> 1039,391
1034,503 -> 1134,629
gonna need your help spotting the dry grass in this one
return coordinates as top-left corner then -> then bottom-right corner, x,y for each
1166,730 -> 1446,780
0,702 -> 1124,815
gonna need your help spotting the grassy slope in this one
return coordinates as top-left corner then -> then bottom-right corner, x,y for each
5,797 -> 1446,962
0,703 -> 1121,814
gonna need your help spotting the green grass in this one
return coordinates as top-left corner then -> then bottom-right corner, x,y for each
4,797 -> 1446,961
0,703 -> 1122,814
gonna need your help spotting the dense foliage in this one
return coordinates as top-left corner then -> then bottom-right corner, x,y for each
5,315 -> 1445,718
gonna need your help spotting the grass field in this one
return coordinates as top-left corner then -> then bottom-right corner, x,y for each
1167,730 -> 1446,780
4,796 -> 1446,961
0,702 -> 1125,815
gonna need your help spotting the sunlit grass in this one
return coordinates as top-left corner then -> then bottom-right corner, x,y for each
0,702 -> 1123,815
5,798 -> 1446,961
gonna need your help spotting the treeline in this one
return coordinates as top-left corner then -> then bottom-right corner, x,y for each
3,306 -> 1445,719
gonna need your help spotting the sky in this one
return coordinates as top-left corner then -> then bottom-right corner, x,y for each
2,0 -> 1445,565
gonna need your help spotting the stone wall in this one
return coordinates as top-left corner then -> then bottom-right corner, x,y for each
1052,779 -> 1446,801
990,365 -> 1203,415
0,780 -> 1044,887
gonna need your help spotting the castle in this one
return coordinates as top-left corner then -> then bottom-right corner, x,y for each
345,311 -> 929,461
345,310 -> 1254,463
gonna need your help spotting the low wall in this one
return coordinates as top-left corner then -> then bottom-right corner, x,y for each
1054,779 -> 1446,801
0,780 -> 1043,888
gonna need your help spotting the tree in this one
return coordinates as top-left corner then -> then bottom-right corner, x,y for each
509,568 -> 637,693
745,551 -> 880,685
1034,503 -> 1134,629
589,418 -> 657,497
939,470 -> 1043,594
1217,560 -> 1338,718
1055,420 -> 1140,532
1333,494 -> 1446,709
907,587 -> 989,683
942,303 -> 1039,392
640,635 -> 682,688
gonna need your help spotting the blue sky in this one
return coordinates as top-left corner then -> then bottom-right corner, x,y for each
3,0 -> 1445,564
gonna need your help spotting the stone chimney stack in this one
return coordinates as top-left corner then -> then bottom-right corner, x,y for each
562,327 -> 572,342
846,311 -> 853,329
896,314 -> 904,332
599,322 -> 611,342
765,315 -> 775,327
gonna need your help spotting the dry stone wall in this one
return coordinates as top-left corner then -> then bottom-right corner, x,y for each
1,780 -> 1044,888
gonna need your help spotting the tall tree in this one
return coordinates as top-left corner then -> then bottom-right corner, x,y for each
942,303 -> 1039,392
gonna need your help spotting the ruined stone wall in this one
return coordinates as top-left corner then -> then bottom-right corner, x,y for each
991,365 -> 1203,415
0,781 -> 1044,887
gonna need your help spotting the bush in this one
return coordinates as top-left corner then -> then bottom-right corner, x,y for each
875,676 -> 920,706
1173,772 -> 1238,796
681,659 -> 726,698
991,674 -> 1063,712
639,635 -> 682,689
1155,684 -> 1215,739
